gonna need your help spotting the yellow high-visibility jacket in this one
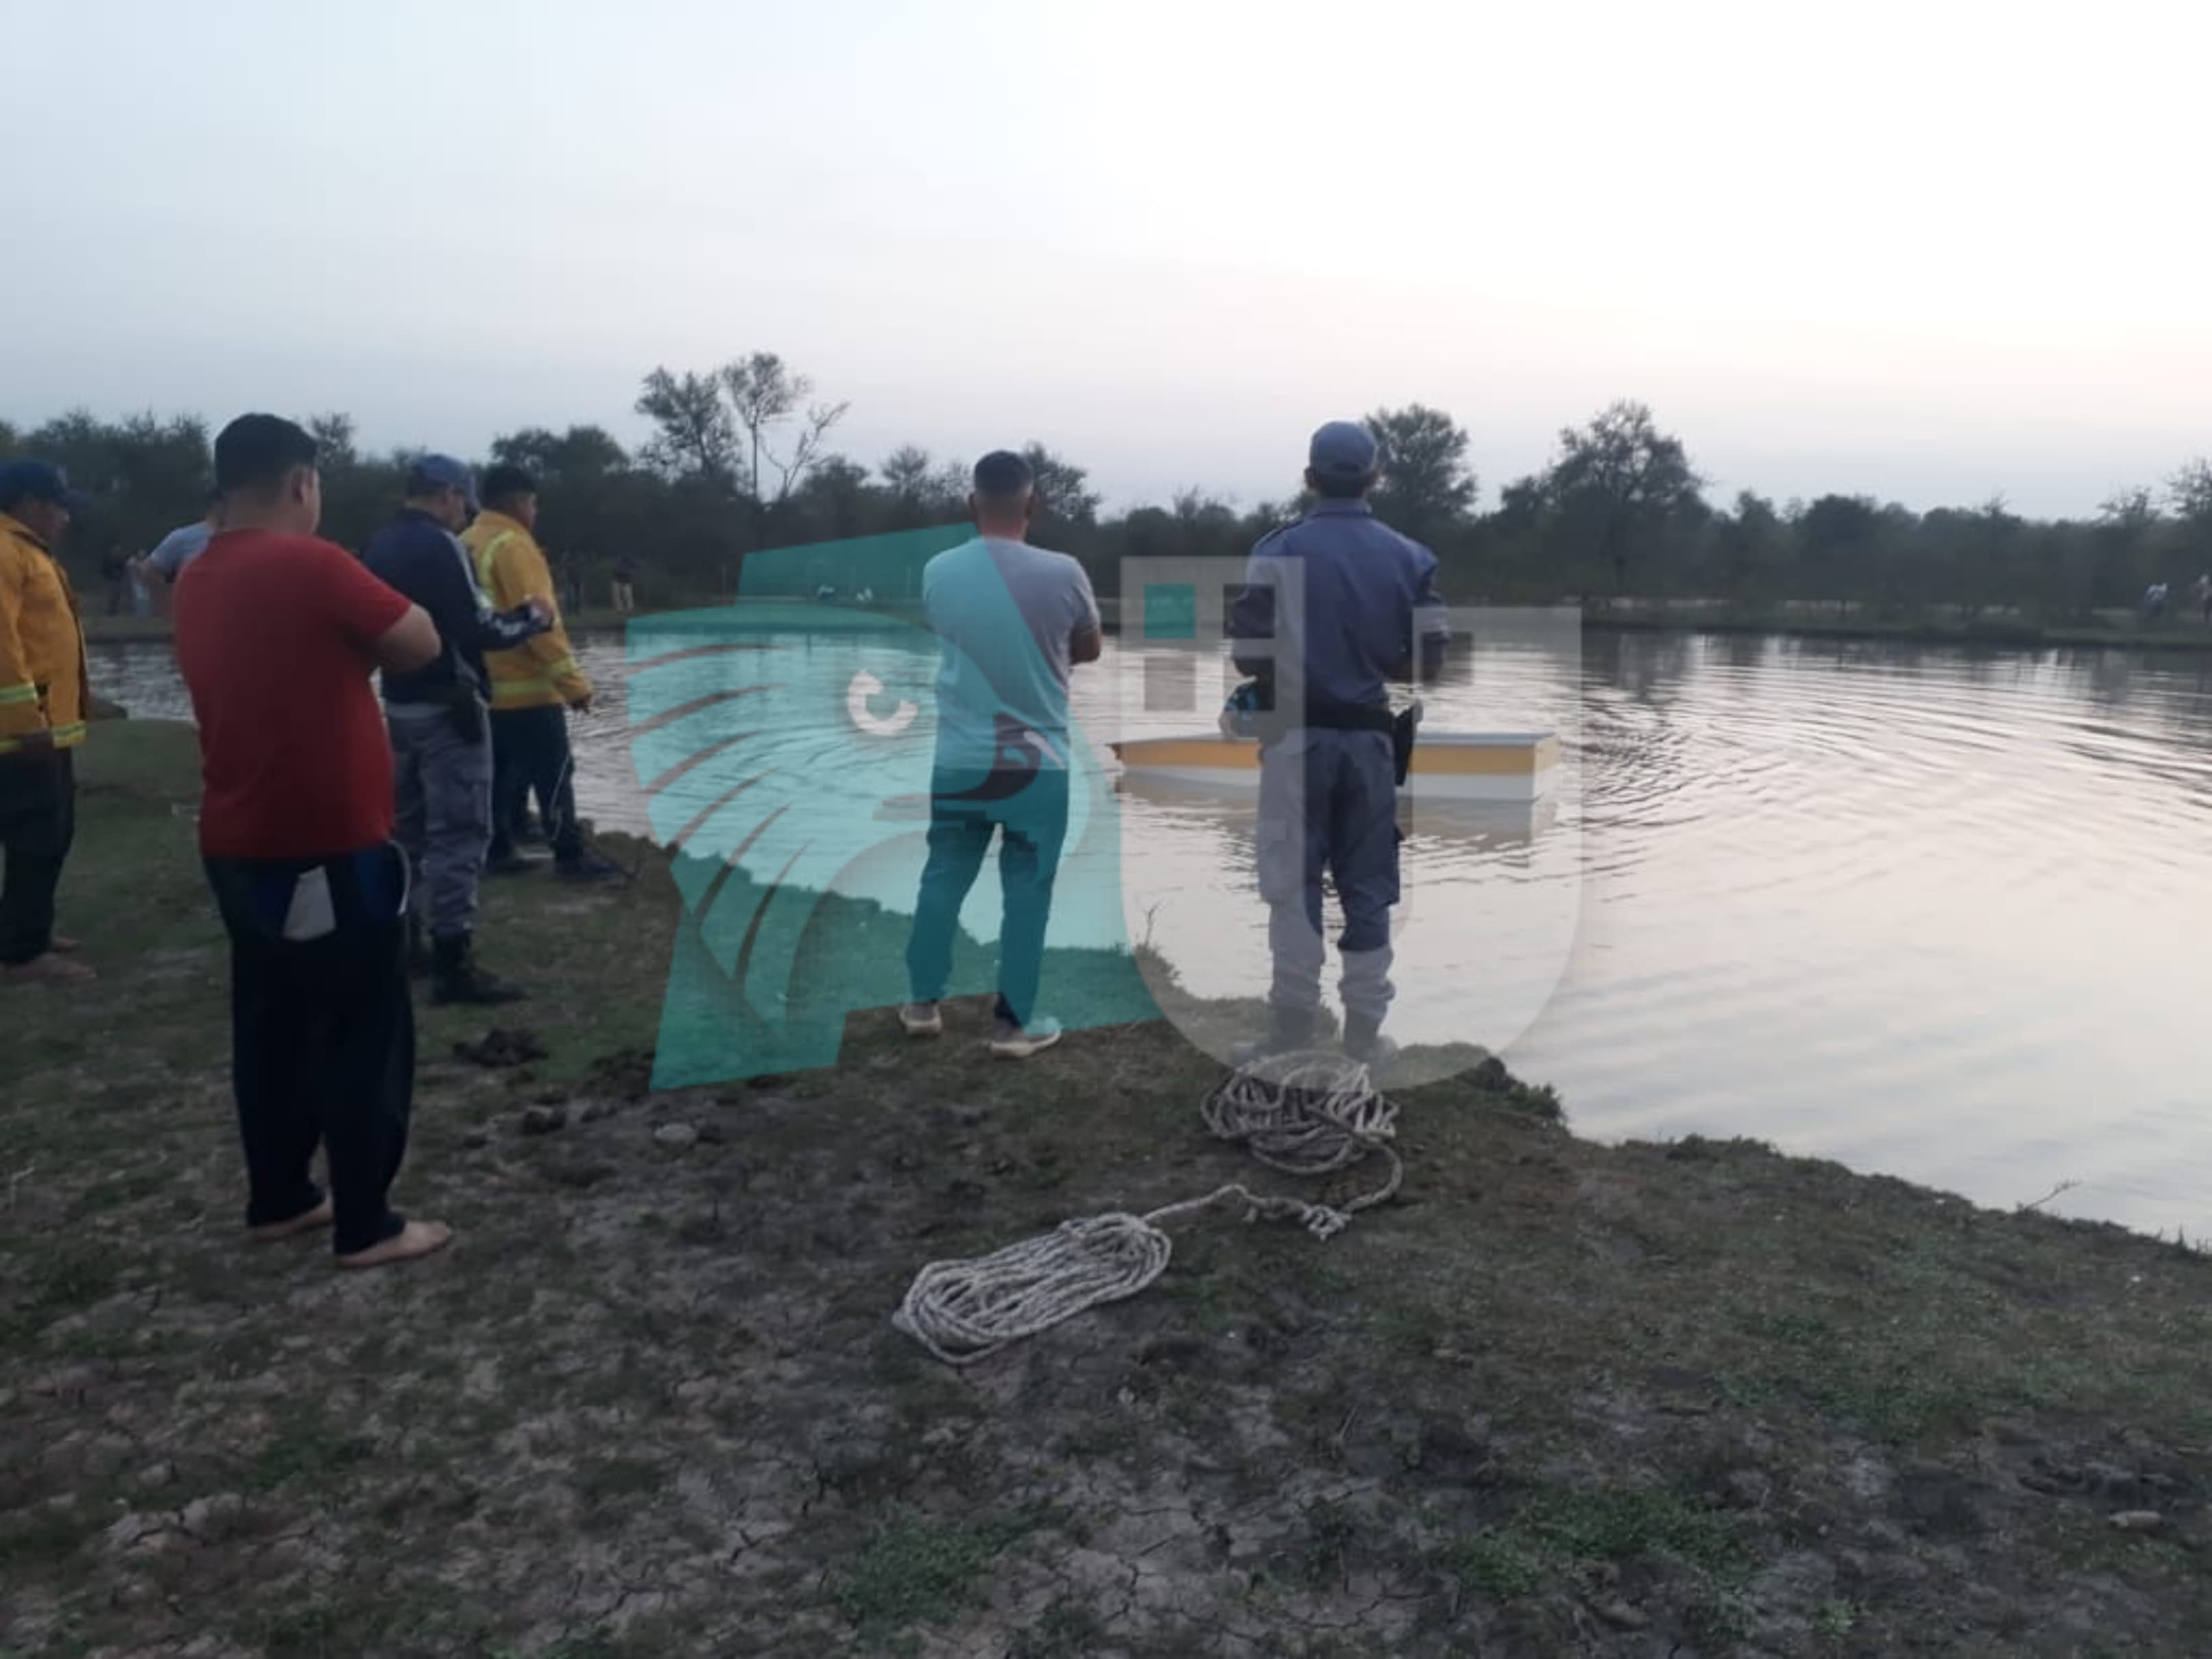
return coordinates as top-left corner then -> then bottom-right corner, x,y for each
461,511 -> 591,711
0,512 -> 90,756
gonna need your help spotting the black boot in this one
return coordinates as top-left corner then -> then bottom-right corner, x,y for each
484,844 -> 539,877
1343,1013 -> 1399,1069
1232,1005 -> 1315,1067
431,934 -> 528,1006
554,845 -> 630,886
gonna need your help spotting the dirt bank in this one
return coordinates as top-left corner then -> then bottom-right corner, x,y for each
4,725 -> 2209,1657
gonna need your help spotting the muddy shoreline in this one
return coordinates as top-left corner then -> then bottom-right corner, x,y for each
4,724 -> 2209,1656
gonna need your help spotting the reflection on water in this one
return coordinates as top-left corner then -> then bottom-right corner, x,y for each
91,624 -> 2212,1237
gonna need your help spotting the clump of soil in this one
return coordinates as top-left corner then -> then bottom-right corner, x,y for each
582,1046 -> 657,1099
452,1027 -> 549,1067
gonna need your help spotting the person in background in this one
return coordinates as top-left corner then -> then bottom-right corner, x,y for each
611,556 -> 635,614
2195,573 -> 2211,624
1226,420 -> 1451,1068
99,544 -> 129,617
138,488 -> 224,619
364,455 -> 555,1003
171,414 -> 451,1269
901,449 -> 1102,1060
463,464 -> 626,883
0,461 -> 95,986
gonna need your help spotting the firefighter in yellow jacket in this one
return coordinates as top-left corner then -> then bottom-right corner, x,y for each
462,464 -> 626,883
0,460 -> 96,983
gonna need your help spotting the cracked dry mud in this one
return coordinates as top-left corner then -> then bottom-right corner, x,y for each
8,727 -> 2212,1656
10,1028 -> 2212,1658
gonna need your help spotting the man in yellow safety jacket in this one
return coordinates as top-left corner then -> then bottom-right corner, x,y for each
0,460 -> 97,983
462,464 -> 626,883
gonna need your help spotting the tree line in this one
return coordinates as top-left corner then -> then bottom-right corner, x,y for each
6,353 -> 2211,623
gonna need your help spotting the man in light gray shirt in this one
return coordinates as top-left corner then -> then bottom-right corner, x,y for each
901,449 -> 1102,1059
137,488 -> 223,616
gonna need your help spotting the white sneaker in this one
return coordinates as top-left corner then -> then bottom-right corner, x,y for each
900,1001 -> 944,1037
989,1016 -> 1062,1059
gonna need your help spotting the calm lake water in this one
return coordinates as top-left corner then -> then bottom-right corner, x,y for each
92,625 -> 2212,1239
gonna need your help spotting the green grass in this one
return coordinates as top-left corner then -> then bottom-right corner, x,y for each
19,1243 -> 126,1331
245,1420 -> 379,1493
1447,1482 -> 1749,1617
573,1456 -> 666,1504
0,1506 -> 102,1573
834,1505 -> 1051,1636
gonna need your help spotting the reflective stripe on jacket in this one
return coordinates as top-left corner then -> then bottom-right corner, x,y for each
461,512 -> 591,711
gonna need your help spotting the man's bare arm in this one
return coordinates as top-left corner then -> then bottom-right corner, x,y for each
370,605 -> 440,676
1070,623 -> 1104,666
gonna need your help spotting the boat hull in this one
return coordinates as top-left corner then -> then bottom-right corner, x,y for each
1107,732 -> 1560,802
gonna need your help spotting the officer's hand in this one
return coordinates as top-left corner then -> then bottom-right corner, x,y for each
523,597 -> 555,628
568,693 -> 593,715
14,728 -> 57,761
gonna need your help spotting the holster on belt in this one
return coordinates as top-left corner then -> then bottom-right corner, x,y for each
436,689 -> 484,743
427,672 -> 490,743
1295,696 -> 1420,785
1391,700 -> 1423,787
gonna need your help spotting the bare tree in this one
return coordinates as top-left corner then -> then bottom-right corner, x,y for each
1366,405 -> 1478,540
879,444 -> 936,501
2098,486 -> 2159,529
1019,442 -> 1101,526
1543,400 -> 1707,601
722,352 -> 848,503
306,413 -> 359,470
634,368 -> 739,484
2166,458 -> 2212,526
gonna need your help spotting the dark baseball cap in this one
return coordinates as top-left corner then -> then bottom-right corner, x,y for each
1308,420 -> 1381,482
0,459 -> 93,515
407,453 -> 478,510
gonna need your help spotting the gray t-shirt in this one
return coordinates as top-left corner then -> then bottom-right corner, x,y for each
921,536 -> 1099,774
147,520 -> 215,580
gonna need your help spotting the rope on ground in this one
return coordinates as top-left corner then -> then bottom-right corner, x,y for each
892,1051 -> 1399,1366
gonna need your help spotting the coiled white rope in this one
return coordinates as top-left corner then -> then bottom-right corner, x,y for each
892,1051 -> 1401,1366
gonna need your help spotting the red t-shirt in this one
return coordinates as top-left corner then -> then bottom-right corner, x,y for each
174,529 -> 412,859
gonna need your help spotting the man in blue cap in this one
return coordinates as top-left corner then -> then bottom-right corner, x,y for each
363,455 -> 553,1005
0,460 -> 96,985
1226,421 -> 1451,1066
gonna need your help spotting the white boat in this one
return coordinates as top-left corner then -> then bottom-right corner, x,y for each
1110,768 -> 1558,843
1107,730 -> 1560,802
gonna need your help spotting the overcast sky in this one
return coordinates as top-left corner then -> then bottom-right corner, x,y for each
12,0 -> 2211,518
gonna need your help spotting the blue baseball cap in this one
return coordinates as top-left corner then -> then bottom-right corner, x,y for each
407,453 -> 478,510
0,459 -> 93,516
1308,420 -> 1380,484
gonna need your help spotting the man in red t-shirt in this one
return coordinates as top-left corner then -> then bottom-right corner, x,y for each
174,414 -> 452,1271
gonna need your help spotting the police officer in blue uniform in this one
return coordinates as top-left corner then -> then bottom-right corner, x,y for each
1227,421 -> 1451,1066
